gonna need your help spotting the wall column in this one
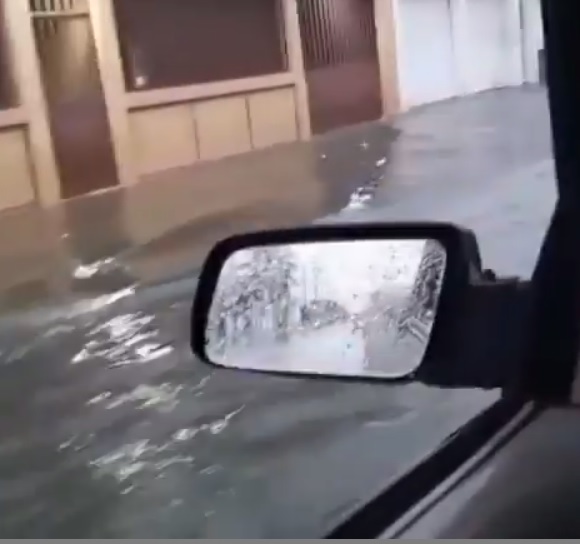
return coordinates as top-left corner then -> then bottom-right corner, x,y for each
281,0 -> 311,140
89,0 -> 137,186
449,0 -> 469,96
521,0 -> 543,84
4,0 -> 60,206
375,0 -> 401,119
504,0 -> 525,87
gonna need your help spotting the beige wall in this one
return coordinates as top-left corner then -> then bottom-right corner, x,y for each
0,123 -> 36,210
128,85 -> 300,176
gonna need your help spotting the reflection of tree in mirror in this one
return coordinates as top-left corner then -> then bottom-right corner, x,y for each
392,240 -> 446,342
409,240 -> 446,322
207,246 -> 300,352
355,241 -> 446,370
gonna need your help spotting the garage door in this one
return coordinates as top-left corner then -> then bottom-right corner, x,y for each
463,0 -> 512,93
522,0 -> 544,83
396,0 -> 457,109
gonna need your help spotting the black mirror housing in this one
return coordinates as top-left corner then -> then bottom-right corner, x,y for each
191,222 -> 502,385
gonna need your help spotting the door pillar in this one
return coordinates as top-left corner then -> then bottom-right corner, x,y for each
375,0 -> 401,119
4,0 -> 60,206
89,0 -> 137,186
281,0 -> 311,140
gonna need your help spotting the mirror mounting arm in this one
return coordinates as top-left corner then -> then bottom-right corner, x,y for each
418,278 -> 531,392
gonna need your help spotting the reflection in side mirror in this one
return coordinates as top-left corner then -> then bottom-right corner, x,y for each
204,239 -> 447,379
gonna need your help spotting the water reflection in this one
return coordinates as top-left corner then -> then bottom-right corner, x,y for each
89,439 -> 195,484
71,311 -> 173,367
0,272 -> 495,538
86,383 -> 184,413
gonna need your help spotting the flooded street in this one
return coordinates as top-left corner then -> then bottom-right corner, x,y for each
0,277 -> 497,538
0,88 -> 554,537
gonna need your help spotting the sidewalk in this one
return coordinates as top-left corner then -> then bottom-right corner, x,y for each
0,86 -> 550,313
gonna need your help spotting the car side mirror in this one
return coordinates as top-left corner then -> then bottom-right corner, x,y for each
190,222 -> 520,386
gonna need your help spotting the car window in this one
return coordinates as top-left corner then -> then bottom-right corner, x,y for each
0,0 -> 550,538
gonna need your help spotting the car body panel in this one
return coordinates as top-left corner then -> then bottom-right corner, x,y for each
395,408 -> 580,538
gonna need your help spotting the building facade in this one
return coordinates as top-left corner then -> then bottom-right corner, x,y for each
0,0 -> 543,212
393,0 -> 544,110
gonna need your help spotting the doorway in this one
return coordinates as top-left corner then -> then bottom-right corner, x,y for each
297,0 -> 383,134
31,0 -> 118,199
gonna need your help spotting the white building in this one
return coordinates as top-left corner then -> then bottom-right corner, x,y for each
393,0 -> 545,111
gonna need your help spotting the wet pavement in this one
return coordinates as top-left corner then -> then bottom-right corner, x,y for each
322,86 -> 555,277
0,279 -> 497,538
0,87 -> 555,537
0,121 -> 398,315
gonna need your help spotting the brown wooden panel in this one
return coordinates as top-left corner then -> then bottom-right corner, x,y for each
34,15 -> 118,198
114,0 -> 287,91
297,0 -> 382,134
0,0 -> 18,109
30,0 -> 87,13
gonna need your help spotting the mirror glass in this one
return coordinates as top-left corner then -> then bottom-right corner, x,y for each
205,239 -> 447,378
